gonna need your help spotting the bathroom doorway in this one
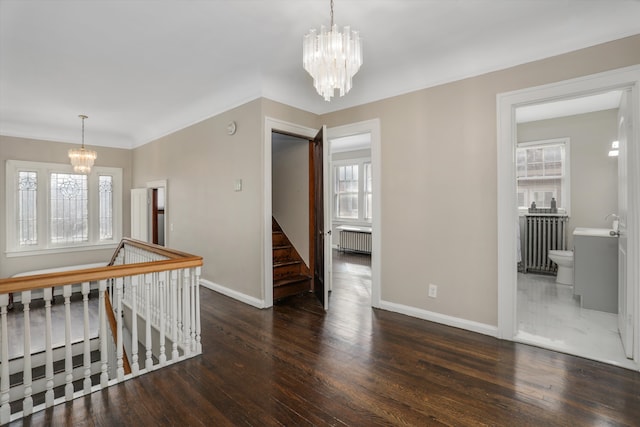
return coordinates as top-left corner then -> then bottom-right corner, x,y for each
497,66 -> 640,370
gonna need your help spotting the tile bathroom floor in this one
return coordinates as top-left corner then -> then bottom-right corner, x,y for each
517,272 -> 636,370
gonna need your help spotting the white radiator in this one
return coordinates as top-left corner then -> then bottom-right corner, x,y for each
338,226 -> 372,254
523,215 -> 569,274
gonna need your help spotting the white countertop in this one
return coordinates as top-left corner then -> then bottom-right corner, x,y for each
573,227 -> 615,237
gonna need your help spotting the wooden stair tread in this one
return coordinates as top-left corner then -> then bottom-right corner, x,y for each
273,275 -> 312,288
273,260 -> 302,267
273,245 -> 291,250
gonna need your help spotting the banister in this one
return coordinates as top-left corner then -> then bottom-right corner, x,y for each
0,239 -> 203,295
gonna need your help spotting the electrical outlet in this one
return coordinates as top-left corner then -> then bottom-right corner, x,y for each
428,284 -> 437,298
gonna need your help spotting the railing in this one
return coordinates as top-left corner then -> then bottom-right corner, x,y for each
0,238 -> 203,424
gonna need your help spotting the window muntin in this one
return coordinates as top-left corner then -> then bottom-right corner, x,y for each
6,160 -> 122,255
516,139 -> 569,212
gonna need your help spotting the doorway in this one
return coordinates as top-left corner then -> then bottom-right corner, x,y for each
497,66 -> 640,370
263,117 -> 381,310
327,132 -> 373,306
514,91 -> 631,367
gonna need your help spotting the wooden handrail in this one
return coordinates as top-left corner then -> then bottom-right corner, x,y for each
104,290 -> 132,375
0,239 -> 203,295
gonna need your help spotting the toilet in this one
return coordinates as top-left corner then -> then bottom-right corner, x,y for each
548,250 -> 574,285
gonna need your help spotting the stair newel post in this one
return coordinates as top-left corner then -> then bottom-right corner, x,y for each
144,273 -> 153,371
170,269 -> 179,361
182,268 -> 191,357
98,280 -> 109,388
158,271 -> 167,366
63,284 -> 74,400
21,291 -> 33,415
0,294 -> 10,425
131,275 -> 139,375
43,287 -> 54,407
82,282 -> 92,393
194,266 -> 202,353
116,277 -> 125,381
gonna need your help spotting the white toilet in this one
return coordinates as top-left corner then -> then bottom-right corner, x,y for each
548,250 -> 574,285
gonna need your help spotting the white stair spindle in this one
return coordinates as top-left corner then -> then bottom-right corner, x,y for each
182,268 -> 191,357
189,268 -> 196,353
44,288 -> 54,407
63,284 -> 74,400
21,291 -> 33,415
116,277 -> 125,381
99,280 -> 109,388
131,275 -> 139,375
0,294 -> 10,425
145,273 -> 153,371
158,271 -> 167,366
194,266 -> 202,353
170,270 -> 179,361
82,282 -> 92,393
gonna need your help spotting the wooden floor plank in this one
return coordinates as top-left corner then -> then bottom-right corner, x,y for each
14,251 -> 640,426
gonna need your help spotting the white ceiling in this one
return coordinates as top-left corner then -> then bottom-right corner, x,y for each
516,90 -> 623,123
1,1 -> 639,149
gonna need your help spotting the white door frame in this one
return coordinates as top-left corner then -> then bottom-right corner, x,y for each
327,119 -> 382,308
497,65 -> 640,366
263,118 -> 318,308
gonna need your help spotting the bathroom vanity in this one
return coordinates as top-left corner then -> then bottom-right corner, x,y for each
573,227 -> 618,313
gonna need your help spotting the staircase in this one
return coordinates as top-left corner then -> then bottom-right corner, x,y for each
272,217 -> 312,300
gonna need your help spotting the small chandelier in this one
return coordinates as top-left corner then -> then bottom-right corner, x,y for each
303,0 -> 362,102
68,114 -> 97,174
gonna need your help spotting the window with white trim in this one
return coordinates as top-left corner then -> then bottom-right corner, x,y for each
6,160 -> 123,255
333,158 -> 372,222
516,138 -> 570,213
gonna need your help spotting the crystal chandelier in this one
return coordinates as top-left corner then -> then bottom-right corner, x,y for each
68,114 -> 97,174
303,0 -> 362,102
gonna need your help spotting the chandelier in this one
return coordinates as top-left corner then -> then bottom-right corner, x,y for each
303,0 -> 362,102
68,114 -> 97,174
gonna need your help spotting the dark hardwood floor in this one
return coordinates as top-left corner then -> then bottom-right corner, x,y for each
16,251 -> 640,426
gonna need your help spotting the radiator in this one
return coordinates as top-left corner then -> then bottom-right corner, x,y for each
523,215 -> 569,274
338,226 -> 372,254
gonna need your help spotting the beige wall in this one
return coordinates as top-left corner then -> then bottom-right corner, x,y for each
132,98 -> 318,301
272,134 -> 310,265
321,35 -> 640,326
518,109 -> 619,248
132,100 -> 265,298
0,135 -> 132,278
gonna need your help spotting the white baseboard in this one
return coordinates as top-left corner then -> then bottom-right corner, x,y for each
378,300 -> 498,337
199,279 -> 265,309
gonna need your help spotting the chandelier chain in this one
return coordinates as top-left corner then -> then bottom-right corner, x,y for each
330,0 -> 334,27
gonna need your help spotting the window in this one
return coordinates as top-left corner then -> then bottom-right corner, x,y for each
516,138 -> 570,213
333,158 -> 372,222
6,160 -> 123,255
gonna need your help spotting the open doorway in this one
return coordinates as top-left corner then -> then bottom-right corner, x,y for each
514,90 -> 632,367
328,133 -> 373,307
263,117 -> 381,310
497,66 -> 640,370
